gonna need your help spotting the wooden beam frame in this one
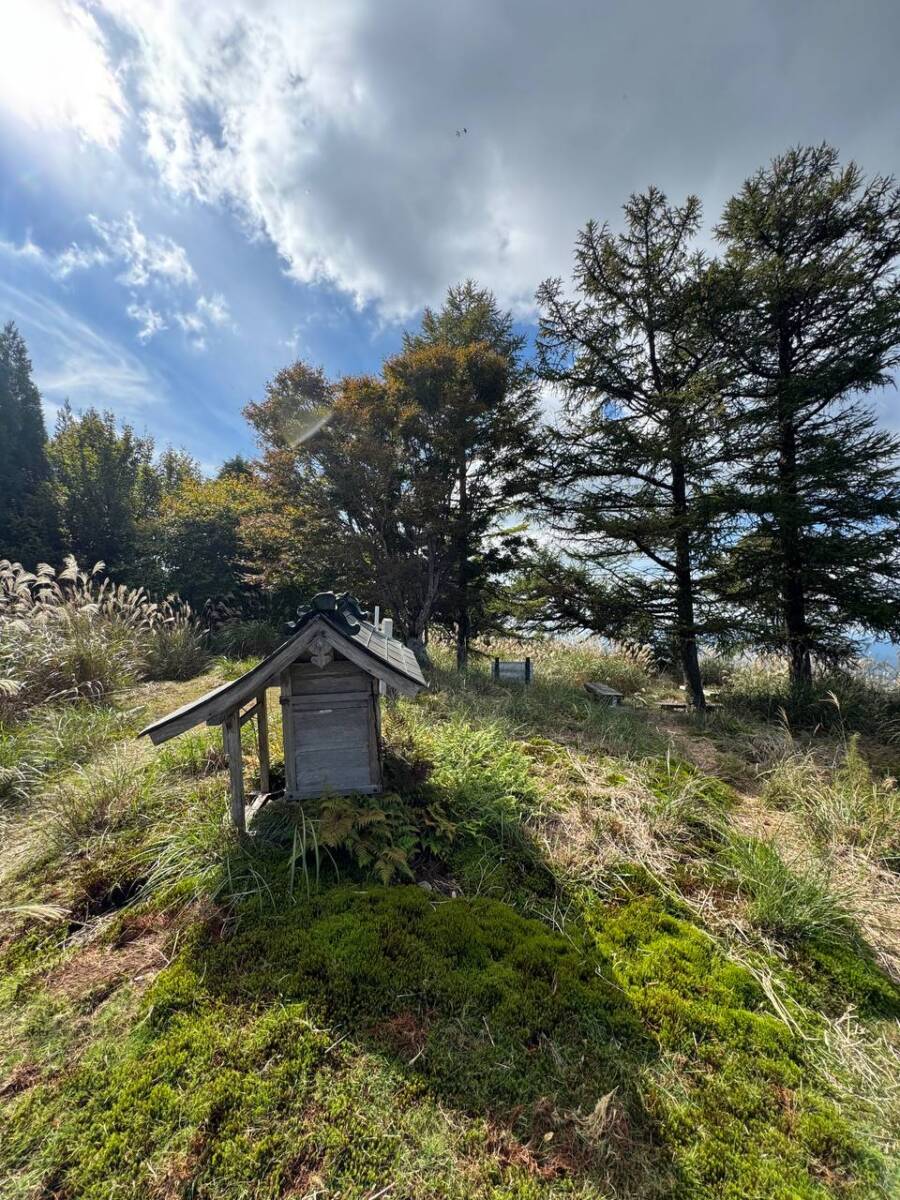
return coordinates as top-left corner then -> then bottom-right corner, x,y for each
223,710 -> 245,834
257,689 -> 270,793
280,669 -> 297,798
219,693 -> 271,834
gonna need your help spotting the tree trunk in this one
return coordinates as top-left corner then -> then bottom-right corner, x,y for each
776,325 -> 812,690
406,636 -> 432,670
671,457 -> 706,712
456,447 -> 469,672
778,414 -> 812,689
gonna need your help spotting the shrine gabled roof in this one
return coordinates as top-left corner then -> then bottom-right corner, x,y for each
283,590 -> 426,688
138,593 -> 425,746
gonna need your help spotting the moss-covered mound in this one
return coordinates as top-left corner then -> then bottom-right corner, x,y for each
160,886 -> 646,1116
3,886 -> 886,1199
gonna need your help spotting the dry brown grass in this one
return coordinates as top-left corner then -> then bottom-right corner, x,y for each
530,748 -> 681,888
44,913 -> 173,1004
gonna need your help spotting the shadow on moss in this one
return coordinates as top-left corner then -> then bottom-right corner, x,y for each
182,886 -> 674,1192
14,882 -> 888,1199
10,887 -> 679,1199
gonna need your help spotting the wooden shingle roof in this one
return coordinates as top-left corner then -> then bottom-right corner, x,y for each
350,619 -> 425,682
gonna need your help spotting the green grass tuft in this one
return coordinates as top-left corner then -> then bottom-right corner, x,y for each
724,835 -> 858,949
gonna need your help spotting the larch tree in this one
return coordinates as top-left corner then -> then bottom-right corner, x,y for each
403,282 -> 539,670
535,189 -> 729,710
714,145 -> 900,686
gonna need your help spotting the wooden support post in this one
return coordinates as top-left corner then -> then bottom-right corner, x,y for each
493,656 -> 500,681
280,669 -> 296,798
223,710 -> 246,834
257,689 -> 270,794
525,656 -> 533,684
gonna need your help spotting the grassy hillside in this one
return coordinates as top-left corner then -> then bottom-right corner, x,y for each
1,637 -> 899,1199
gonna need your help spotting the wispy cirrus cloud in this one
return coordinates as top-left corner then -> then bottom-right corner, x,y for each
125,299 -> 167,343
0,281 -> 162,417
54,242 -> 112,278
174,293 -> 231,350
1,212 -> 232,349
1,214 -> 195,291
0,234 -> 109,279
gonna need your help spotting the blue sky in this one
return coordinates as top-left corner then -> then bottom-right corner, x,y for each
0,86 -> 403,468
1,0 -> 899,479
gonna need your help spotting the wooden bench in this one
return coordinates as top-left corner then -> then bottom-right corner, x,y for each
584,682 -> 624,705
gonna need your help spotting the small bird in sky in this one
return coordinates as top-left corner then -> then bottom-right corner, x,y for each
456,127 -> 468,136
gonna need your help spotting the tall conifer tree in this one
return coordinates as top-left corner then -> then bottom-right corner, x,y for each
715,145 -> 900,685
0,322 -> 57,563
403,282 -> 539,669
536,190 -> 727,709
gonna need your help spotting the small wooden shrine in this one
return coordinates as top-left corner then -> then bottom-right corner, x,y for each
139,592 -> 426,832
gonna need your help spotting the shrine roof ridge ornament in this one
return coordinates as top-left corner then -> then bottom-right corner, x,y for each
285,591 -> 370,638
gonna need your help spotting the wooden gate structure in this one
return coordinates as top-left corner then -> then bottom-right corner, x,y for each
139,593 -> 426,832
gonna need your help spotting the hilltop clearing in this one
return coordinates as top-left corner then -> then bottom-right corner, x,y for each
1,640 -> 898,1199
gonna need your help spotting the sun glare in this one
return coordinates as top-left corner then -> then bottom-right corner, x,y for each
0,0 -> 125,148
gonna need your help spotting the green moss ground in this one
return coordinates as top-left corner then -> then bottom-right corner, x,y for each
1,649 -> 898,1199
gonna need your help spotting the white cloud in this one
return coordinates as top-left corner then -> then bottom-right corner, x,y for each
0,236 -> 48,267
196,294 -> 230,326
126,300 -> 167,342
89,213 -> 196,288
0,214 -> 193,292
3,214 -> 230,350
7,0 -> 900,331
174,310 -> 205,337
0,235 -> 108,279
84,0 -> 900,322
54,243 -> 111,278
174,293 -> 231,348
280,325 -> 309,357
0,0 -> 125,147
